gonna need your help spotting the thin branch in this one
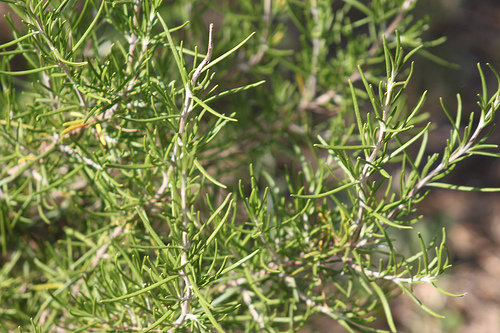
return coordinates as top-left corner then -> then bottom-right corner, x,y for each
99,0 -> 152,122
351,68 -> 397,243
247,0 -> 272,67
241,289 -> 267,329
32,17 -> 88,108
388,96 -> 500,220
88,226 -> 125,270
302,0 -> 415,110
348,0 -> 416,83
279,272 -> 350,323
349,261 -> 435,284
59,145 -> 103,170
190,24 -> 214,87
171,23 -> 214,328
300,0 -> 320,109
218,269 -> 346,330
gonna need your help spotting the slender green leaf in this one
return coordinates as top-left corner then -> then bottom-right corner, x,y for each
71,0 -> 105,53
191,95 -> 237,121
371,282 -> 397,333
194,159 -> 227,188
427,182 -> 500,192
203,32 -> 256,72
0,31 -> 39,49
292,181 -> 359,199
0,65 -> 58,75
101,275 -> 178,303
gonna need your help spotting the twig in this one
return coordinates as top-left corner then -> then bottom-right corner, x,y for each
301,0 -> 415,111
88,226 -> 125,270
351,66 -> 397,243
59,145 -> 103,170
241,289 -> 266,329
348,0 -> 416,83
99,1 -> 151,122
387,95 -> 500,220
348,260 -> 435,284
190,24 -> 214,87
170,23 -> 214,328
279,272 -> 350,323
247,0 -> 271,67
217,269 -> 346,330
300,0 -> 320,109
32,17 -> 88,108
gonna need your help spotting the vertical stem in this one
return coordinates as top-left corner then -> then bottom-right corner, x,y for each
300,0 -> 321,109
171,23 -> 214,328
248,0 -> 271,67
351,69 -> 396,243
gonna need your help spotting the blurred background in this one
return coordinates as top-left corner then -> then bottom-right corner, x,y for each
1,0 -> 499,332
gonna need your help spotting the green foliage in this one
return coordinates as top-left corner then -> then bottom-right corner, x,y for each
1,0 -> 499,332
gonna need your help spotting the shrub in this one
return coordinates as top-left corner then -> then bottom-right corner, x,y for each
1,0 -> 499,332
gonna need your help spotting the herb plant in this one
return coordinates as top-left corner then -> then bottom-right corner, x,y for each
1,0 -> 499,332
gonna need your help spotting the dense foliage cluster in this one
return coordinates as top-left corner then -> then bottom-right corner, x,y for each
1,0 -> 499,332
